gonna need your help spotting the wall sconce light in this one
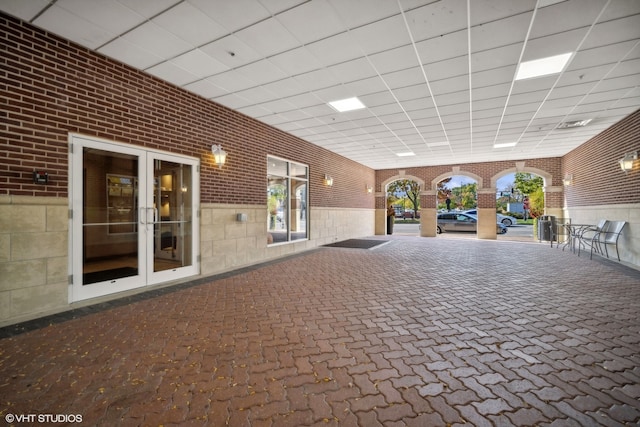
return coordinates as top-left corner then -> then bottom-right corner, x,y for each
211,144 -> 227,169
619,151 -> 637,173
366,185 -> 373,194
324,174 -> 333,187
562,173 -> 573,186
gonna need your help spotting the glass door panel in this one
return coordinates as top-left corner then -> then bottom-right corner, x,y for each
82,147 -> 140,285
151,159 -> 193,273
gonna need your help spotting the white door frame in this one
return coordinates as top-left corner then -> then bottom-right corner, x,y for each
68,134 -> 200,302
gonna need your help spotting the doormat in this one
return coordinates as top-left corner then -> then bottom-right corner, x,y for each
83,267 -> 138,284
323,239 -> 388,249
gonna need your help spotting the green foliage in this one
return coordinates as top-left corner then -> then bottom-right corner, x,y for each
514,173 -> 543,195
387,179 -> 420,212
528,187 -> 545,218
449,182 -> 477,210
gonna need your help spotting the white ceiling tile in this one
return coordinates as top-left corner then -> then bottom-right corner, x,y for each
56,0 -> 146,36
305,32 -> 364,68
530,0 -> 608,38
293,69 -> 341,91
468,0 -> 535,26
98,37 -> 164,69
269,47 -> 324,76
205,71 -> 257,92
200,35 -> 262,68
349,15 -> 412,55
188,0 -> 270,33
183,79 -> 228,99
236,59 -> 289,86
277,0 -> 344,44
415,30 -> 469,65
171,49 -> 228,78
368,45 -> 419,75
0,0 -> 50,21
152,2 -> 227,46
261,78 -> 306,98
234,17 -> 300,57
327,57 -> 378,82
117,0 -> 180,18
121,21 -> 192,62
328,0 -> 401,29
33,5 -> 116,49
581,15 -> 640,50
404,0 -> 468,41
470,12 -> 533,52
522,28 -> 588,62
146,61 -> 199,86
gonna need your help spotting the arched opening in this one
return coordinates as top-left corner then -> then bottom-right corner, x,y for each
380,175 -> 425,235
434,174 -> 484,237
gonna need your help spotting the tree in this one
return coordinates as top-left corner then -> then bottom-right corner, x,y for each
450,182 -> 477,210
514,173 -> 543,195
387,180 -> 420,212
529,187 -> 545,218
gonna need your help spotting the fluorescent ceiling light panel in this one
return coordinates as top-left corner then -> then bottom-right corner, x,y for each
328,97 -> 366,112
396,151 -> 415,157
494,142 -> 517,148
516,52 -> 573,80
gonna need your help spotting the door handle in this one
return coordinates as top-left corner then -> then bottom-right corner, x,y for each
139,207 -> 146,224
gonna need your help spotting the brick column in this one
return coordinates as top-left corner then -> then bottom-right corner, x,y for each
419,190 -> 437,237
477,188 -> 497,239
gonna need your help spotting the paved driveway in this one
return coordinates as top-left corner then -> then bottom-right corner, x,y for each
1,236 -> 639,426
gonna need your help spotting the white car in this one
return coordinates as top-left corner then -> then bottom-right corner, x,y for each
464,210 -> 518,227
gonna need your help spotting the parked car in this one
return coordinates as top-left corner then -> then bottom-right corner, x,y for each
464,209 -> 517,227
437,212 -> 507,234
403,209 -> 420,219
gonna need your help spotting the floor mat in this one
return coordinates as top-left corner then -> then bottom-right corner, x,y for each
323,239 -> 388,249
83,267 -> 138,284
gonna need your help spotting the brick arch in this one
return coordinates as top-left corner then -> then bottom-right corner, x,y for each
431,171 -> 483,191
381,174 -> 426,191
490,167 -> 552,188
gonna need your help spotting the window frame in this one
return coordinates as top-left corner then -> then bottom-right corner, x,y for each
267,155 -> 309,245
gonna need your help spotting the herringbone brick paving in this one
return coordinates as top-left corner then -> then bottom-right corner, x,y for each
1,236 -> 639,426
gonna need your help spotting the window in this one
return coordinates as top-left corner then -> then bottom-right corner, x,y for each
267,156 -> 308,244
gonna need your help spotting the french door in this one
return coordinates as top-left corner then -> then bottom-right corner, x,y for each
70,135 -> 199,301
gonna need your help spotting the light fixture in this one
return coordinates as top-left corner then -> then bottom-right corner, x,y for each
211,144 -> 227,169
328,97 -> 365,112
396,152 -> 415,157
494,142 -> 517,148
366,185 -> 373,194
556,119 -> 592,129
324,175 -> 333,187
619,151 -> 637,173
515,52 -> 573,80
562,172 -> 573,186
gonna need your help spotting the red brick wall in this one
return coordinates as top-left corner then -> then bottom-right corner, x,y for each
0,14 -> 374,209
563,109 -> 640,207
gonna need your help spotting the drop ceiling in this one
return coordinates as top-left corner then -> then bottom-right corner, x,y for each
2,0 -> 639,169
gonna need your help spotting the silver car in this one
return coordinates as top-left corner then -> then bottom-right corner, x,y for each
464,209 -> 518,227
437,212 -> 507,234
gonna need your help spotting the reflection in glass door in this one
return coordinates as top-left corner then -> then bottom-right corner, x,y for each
150,156 -> 193,277
70,135 -> 199,302
82,147 -> 141,286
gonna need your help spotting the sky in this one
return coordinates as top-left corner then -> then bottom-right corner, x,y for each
443,173 -> 516,191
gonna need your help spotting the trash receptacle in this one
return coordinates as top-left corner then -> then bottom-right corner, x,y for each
387,215 -> 394,235
538,215 -> 556,241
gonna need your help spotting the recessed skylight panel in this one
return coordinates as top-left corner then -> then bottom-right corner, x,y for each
328,97 -> 366,112
515,52 -> 573,80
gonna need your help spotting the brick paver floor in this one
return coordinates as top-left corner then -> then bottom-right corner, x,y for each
1,236 -> 639,426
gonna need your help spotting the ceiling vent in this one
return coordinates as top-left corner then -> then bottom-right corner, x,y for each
556,119 -> 592,129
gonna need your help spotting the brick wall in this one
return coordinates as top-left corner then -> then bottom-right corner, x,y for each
0,13 -> 374,209
563,109 -> 640,207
